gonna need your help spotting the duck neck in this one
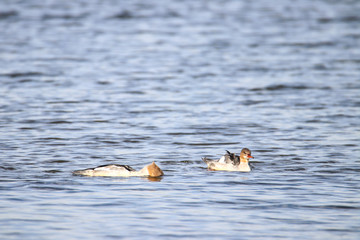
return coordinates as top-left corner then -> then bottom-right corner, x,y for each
240,157 -> 248,164
138,166 -> 149,175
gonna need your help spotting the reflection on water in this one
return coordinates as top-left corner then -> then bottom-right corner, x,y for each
146,177 -> 163,182
0,0 -> 360,239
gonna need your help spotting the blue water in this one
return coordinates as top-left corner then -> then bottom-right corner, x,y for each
0,0 -> 359,239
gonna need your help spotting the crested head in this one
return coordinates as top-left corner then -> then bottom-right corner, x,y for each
146,162 -> 164,177
240,148 -> 253,162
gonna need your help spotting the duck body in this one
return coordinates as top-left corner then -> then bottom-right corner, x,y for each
73,162 -> 163,177
205,161 -> 251,172
203,148 -> 253,172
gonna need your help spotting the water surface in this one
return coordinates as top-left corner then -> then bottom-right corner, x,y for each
0,0 -> 359,239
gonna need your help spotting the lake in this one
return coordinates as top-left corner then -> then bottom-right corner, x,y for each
0,0 -> 359,239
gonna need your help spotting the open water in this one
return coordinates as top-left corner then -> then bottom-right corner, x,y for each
0,0 -> 359,239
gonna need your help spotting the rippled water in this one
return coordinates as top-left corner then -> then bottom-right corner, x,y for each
1,0 -> 359,239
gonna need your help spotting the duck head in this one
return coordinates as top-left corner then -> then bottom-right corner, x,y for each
146,162 -> 164,177
240,148 -> 254,162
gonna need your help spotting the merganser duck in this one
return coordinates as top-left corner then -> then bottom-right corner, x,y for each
202,148 -> 254,172
73,162 -> 164,177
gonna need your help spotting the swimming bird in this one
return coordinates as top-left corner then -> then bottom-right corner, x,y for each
73,162 -> 164,177
202,148 -> 254,172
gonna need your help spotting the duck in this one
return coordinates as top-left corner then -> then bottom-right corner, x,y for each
202,148 -> 254,172
73,162 -> 164,177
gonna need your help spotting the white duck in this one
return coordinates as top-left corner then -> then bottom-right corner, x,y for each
202,148 -> 254,172
73,162 -> 164,177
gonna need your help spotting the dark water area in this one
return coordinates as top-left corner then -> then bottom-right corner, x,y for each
0,0 -> 359,239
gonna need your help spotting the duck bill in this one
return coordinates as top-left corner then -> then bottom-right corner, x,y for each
248,155 -> 254,159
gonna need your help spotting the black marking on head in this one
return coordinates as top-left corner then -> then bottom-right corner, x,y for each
241,148 -> 251,155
